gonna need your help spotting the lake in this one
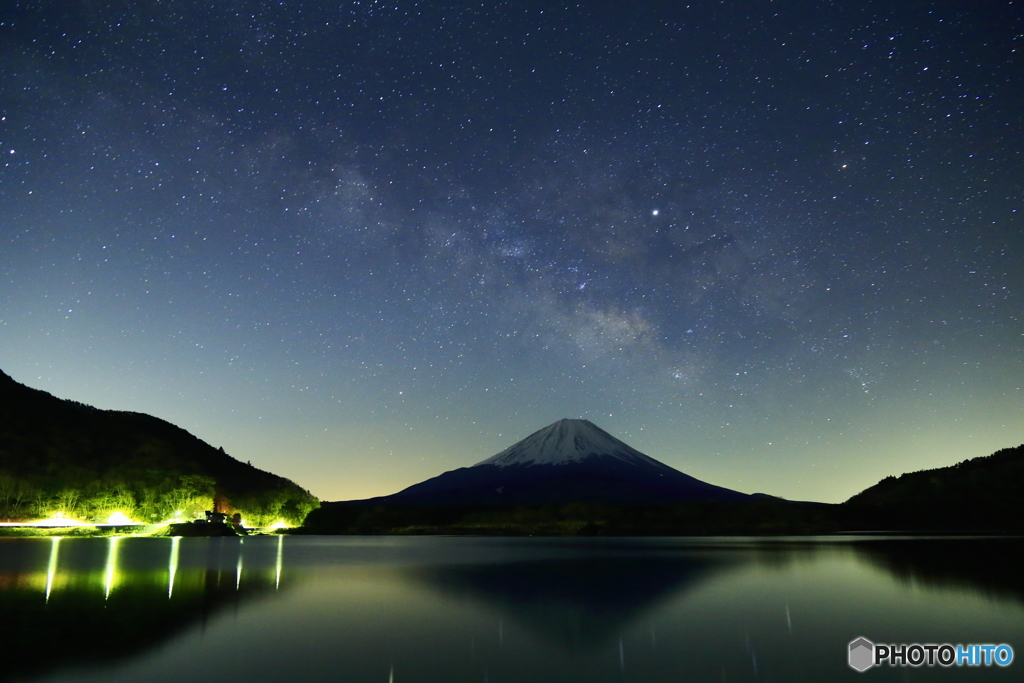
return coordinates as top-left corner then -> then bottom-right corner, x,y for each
0,535 -> 1021,682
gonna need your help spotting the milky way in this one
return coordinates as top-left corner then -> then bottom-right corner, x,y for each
2,2 -> 1022,502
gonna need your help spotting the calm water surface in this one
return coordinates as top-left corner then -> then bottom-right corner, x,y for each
1,535 -> 1021,682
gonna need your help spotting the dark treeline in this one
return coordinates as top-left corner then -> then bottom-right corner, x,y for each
844,444 -> 1024,531
301,498 -> 841,536
0,370 -> 317,526
305,445 -> 1024,536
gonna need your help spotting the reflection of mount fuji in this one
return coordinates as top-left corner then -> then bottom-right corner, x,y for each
410,553 -> 737,650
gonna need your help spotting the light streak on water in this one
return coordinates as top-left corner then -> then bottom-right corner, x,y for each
104,536 -> 121,599
388,663 -> 393,683
236,540 -> 244,590
619,636 -> 625,671
275,534 -> 283,589
45,536 -> 61,602
745,628 -> 759,680
168,536 -> 181,598
786,602 -> 792,633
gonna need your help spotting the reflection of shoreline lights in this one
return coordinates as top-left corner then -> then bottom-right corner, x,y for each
104,536 -> 122,599
28,536 -> 287,605
45,536 -> 61,602
275,535 -> 283,590
168,536 -> 181,598
236,544 -> 244,590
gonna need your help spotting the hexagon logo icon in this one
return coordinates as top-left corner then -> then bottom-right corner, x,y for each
849,637 -> 875,672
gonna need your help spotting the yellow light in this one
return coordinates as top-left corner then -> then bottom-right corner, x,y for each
31,514 -> 90,527
168,536 -> 180,598
275,534 -> 283,589
268,520 -> 289,530
45,536 -> 61,602
106,511 -> 136,525
104,536 -> 122,599
0,513 -> 91,528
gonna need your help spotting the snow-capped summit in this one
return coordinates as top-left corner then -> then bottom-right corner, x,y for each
474,418 -> 670,469
360,418 -> 752,506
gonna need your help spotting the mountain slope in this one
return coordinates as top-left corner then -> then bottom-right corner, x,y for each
476,418 -> 679,469
0,369 -> 317,525
843,444 -> 1024,530
359,418 -> 751,506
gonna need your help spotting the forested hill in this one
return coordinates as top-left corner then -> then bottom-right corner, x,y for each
844,445 -> 1024,531
0,369 -> 317,526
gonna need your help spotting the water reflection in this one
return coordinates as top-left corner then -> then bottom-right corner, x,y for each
236,540 -> 244,590
103,535 -> 121,598
411,554 -> 738,650
0,536 -> 289,683
168,535 -> 181,597
276,533 -> 283,589
850,537 -> 1024,604
0,536 -> 1022,683
44,536 -> 60,603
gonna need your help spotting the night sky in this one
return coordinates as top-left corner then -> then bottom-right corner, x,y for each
2,1 -> 1022,504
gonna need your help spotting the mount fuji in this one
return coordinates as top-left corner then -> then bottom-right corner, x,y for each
360,419 -> 751,506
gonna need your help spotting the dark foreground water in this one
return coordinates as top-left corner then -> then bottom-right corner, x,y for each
0,535 -> 1021,682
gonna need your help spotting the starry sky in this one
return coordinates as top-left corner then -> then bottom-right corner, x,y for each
2,1 -> 1022,504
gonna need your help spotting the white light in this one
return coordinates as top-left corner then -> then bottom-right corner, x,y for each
1,514 -> 93,528
651,209 -> 659,216
275,535 -> 284,589
45,537 -> 62,602
168,537 -> 181,598
107,511 -> 135,525
104,536 -> 122,599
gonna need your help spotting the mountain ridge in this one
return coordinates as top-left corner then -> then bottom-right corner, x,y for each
475,418 -> 678,471
0,368 -> 318,526
348,418 -> 751,507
